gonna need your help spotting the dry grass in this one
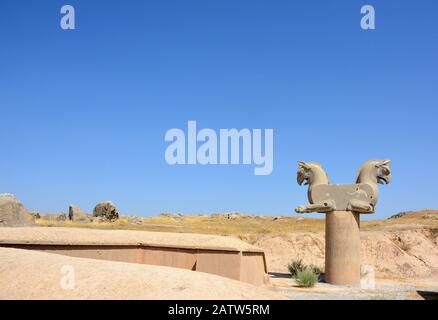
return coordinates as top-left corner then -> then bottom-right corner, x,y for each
36,218 -> 134,230
35,210 -> 438,238
36,215 -> 325,239
361,209 -> 438,231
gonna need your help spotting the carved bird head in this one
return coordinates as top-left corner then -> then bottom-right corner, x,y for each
356,159 -> 391,184
297,161 -> 329,186
375,159 -> 391,184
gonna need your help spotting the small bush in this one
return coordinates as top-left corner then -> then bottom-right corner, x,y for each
296,268 -> 318,288
288,259 -> 305,277
288,259 -> 322,279
308,265 -> 322,277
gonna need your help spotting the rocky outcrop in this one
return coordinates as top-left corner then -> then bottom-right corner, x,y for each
388,211 -> 413,219
29,211 -> 40,220
93,201 -> 119,221
0,194 -> 35,227
68,205 -> 91,222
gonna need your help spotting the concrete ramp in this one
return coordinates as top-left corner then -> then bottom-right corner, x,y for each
0,227 -> 268,286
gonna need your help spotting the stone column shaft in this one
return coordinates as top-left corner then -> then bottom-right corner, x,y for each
325,211 -> 361,285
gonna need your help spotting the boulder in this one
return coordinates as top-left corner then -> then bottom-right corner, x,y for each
423,214 -> 438,220
68,205 -> 91,222
226,212 -> 240,220
93,201 -> 119,221
29,211 -> 41,220
0,194 -> 35,227
388,211 -> 412,219
159,213 -> 172,218
127,216 -> 143,225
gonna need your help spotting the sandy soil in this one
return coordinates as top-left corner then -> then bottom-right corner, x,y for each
268,275 -> 438,300
1,210 -> 437,299
0,247 -> 284,300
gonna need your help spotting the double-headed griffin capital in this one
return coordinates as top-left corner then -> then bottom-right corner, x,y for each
295,160 -> 391,214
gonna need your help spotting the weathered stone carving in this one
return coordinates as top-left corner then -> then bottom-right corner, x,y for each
294,160 -> 391,285
295,160 -> 391,214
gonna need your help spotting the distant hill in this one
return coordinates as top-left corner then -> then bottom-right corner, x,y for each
387,210 -> 438,221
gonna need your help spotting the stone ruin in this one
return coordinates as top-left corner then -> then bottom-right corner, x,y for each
295,160 -> 391,285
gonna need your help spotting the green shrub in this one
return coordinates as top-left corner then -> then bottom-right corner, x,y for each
295,268 -> 318,288
308,265 -> 322,277
287,259 -> 304,277
288,259 -> 323,279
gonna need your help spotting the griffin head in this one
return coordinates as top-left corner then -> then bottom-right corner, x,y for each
297,161 -> 329,186
375,159 -> 391,184
356,159 -> 391,185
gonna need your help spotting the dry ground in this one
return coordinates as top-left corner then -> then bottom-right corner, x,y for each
36,210 -> 438,280
3,210 -> 437,300
37,210 -> 438,235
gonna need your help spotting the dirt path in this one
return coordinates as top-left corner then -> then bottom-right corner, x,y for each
268,273 -> 438,300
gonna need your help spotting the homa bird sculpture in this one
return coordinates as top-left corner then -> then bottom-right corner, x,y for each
294,160 -> 391,285
295,160 -> 391,214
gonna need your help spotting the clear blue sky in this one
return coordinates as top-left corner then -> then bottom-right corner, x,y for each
0,1 -> 437,219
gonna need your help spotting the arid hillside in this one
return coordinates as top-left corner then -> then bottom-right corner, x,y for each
36,209 -> 438,233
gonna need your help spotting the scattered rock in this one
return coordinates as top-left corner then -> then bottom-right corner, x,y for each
56,214 -> 67,222
227,212 -> 240,220
296,217 -> 305,222
388,211 -> 412,219
127,216 -> 143,225
93,216 -> 106,223
160,213 -> 180,218
159,213 -> 184,221
37,213 -> 63,221
93,201 -> 119,221
159,213 -> 175,218
0,194 -> 35,227
68,205 -> 91,222
29,211 -> 41,220
423,214 -> 438,220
